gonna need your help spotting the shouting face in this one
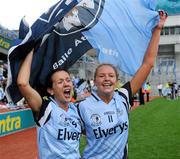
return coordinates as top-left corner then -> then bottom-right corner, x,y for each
48,70 -> 73,105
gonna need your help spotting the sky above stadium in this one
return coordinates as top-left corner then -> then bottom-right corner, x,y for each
0,0 -> 59,30
0,0 -> 179,30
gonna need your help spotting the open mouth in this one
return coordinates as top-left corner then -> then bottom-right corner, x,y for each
102,83 -> 112,87
63,89 -> 71,98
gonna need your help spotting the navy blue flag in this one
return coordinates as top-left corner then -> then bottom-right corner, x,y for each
6,0 -> 160,103
6,0 -> 81,102
19,16 -> 30,40
11,17 -> 30,47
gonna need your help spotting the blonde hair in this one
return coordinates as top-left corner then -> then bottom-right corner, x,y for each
94,63 -> 119,80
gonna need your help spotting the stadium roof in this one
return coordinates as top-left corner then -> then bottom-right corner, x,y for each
0,24 -> 18,40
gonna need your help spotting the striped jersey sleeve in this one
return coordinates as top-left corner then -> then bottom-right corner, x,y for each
75,102 -> 86,133
118,82 -> 133,111
33,97 -> 52,127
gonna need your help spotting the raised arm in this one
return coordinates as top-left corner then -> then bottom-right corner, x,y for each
17,50 -> 42,112
130,11 -> 167,95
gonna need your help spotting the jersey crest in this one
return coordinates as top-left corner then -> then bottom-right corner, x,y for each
90,114 -> 101,126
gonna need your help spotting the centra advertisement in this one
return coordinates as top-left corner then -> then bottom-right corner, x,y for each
0,35 -> 12,50
0,109 -> 35,137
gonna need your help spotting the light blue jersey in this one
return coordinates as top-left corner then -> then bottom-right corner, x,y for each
78,82 -> 132,159
33,97 -> 82,159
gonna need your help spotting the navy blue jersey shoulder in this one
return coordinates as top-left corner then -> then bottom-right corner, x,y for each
33,97 -> 51,126
116,82 -> 133,106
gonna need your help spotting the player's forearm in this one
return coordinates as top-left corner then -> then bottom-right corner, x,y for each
17,50 -> 33,87
130,28 -> 162,95
142,27 -> 161,68
17,49 -> 42,112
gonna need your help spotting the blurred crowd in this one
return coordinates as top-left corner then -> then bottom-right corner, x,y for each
132,81 -> 180,107
0,61 -> 7,104
160,81 -> 180,100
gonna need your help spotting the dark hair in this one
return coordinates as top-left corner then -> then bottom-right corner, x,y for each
94,63 -> 119,80
45,68 -> 70,88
